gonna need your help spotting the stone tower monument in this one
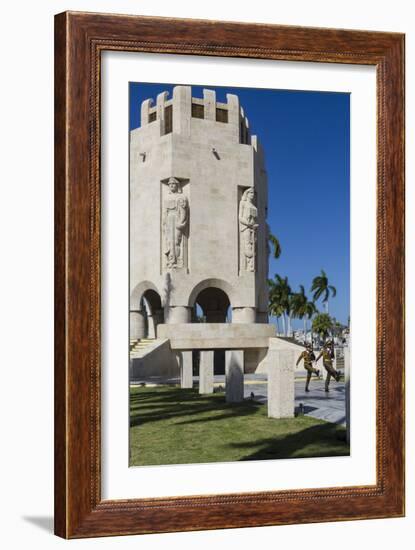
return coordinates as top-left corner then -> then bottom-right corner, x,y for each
130,85 -> 269,332
129,85 -> 294,416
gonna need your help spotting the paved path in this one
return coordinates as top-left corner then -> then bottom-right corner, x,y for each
131,374 -> 346,426
243,378 -> 346,426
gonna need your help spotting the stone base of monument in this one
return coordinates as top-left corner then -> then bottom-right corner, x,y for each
199,350 -> 214,394
267,348 -> 295,419
178,350 -> 193,389
225,350 -> 244,403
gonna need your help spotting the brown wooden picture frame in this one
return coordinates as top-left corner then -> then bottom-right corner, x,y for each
54,11 -> 405,539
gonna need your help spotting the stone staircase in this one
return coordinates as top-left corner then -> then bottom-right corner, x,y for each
129,338 -> 155,359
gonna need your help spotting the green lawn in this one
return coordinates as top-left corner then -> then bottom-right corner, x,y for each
129,386 -> 349,466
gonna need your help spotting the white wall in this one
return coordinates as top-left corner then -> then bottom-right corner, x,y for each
0,1 -> 413,549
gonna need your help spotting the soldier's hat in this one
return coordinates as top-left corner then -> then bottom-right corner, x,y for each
305,342 -> 312,349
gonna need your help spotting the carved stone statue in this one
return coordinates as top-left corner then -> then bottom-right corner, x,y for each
239,187 -> 258,272
163,177 -> 189,269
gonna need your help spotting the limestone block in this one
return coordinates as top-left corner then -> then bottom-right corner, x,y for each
156,91 -> 168,134
232,307 -> 256,323
140,98 -> 153,127
267,350 -> 295,419
130,310 -> 146,340
179,350 -> 193,389
225,350 -> 244,403
172,85 -> 191,137
203,89 -> 216,120
165,306 -> 191,324
157,322 -> 275,350
199,350 -> 214,394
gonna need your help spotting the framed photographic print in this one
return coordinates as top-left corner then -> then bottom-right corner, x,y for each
54,11 -> 405,538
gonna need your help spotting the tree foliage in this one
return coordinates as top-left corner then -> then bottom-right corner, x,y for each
312,312 -> 333,338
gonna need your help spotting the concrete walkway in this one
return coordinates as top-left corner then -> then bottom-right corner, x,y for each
243,377 -> 346,426
131,373 -> 346,426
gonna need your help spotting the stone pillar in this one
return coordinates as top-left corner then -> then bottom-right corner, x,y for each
140,98 -> 152,127
268,350 -> 294,419
179,351 -> 193,389
172,85 -> 191,137
147,314 -> 156,338
156,91 -> 168,135
226,93 -> 240,142
225,350 -> 244,403
130,310 -> 146,340
199,350 -> 214,394
344,346 -> 350,444
203,89 -> 216,120
166,306 -> 191,324
232,307 -> 256,323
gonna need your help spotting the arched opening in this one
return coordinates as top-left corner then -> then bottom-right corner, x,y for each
130,281 -> 164,341
193,287 -> 232,323
141,289 -> 164,338
192,286 -> 232,375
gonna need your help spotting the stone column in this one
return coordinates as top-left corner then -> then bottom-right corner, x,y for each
179,351 -> 193,389
344,346 -> 350,444
130,310 -> 146,340
225,350 -> 244,403
147,314 -> 156,338
268,350 -> 294,419
166,306 -> 191,324
199,350 -> 214,394
232,307 -> 256,323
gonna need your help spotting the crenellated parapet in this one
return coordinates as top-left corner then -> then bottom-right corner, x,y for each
138,85 -> 251,144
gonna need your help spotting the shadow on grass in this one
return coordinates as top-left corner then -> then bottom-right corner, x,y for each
229,423 -> 349,461
129,387 -> 261,427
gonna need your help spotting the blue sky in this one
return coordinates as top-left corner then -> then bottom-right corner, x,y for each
129,82 -> 350,326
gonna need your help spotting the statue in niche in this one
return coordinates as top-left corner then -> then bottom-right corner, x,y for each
239,187 -> 258,272
163,177 -> 189,269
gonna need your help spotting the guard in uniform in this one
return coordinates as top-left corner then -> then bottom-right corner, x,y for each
316,340 -> 341,392
296,343 -> 320,392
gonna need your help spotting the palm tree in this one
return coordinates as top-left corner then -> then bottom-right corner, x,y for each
311,269 -> 337,314
291,286 -> 318,342
268,297 -> 284,335
312,312 -> 333,341
290,285 -> 308,337
268,274 -> 291,336
304,299 -> 318,344
268,232 -> 282,259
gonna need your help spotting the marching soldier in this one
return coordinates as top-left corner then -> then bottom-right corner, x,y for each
296,343 -> 320,392
316,340 -> 341,392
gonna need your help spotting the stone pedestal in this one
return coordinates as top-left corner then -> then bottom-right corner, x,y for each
267,350 -> 294,418
130,310 -> 146,340
179,351 -> 193,389
344,346 -> 350,444
199,350 -> 214,394
225,350 -> 244,403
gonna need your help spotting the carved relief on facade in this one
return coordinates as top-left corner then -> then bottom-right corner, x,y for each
162,177 -> 189,270
239,187 -> 258,272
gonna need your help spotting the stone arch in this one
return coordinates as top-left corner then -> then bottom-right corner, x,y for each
130,281 -> 164,338
188,278 -> 235,309
130,280 -> 161,310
